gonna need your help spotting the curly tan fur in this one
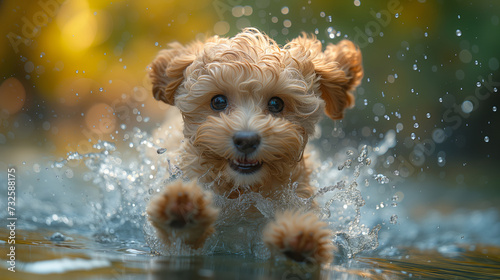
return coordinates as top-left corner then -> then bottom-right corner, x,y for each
263,211 -> 335,263
147,28 -> 363,263
147,180 -> 218,248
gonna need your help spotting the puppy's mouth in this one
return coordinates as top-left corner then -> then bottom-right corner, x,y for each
229,158 -> 263,174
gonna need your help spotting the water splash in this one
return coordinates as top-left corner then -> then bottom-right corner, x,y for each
313,145 -> 381,259
53,128 -> 175,242
55,127 -> 381,260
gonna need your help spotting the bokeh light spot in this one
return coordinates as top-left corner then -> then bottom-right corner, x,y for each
488,57 -> 499,70
24,61 -> 35,73
461,100 -> 473,114
232,6 -> 244,18
459,49 -> 472,63
236,18 -> 251,30
0,77 -> 26,115
85,103 -> 116,134
61,11 -> 97,51
214,21 -> 230,35
372,103 -> 386,116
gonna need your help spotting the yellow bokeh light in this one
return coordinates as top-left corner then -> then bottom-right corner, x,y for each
61,11 -> 97,51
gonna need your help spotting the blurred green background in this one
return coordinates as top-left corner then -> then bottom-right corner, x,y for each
0,0 -> 499,195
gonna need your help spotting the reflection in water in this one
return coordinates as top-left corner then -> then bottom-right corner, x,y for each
2,228 -> 499,279
361,246 -> 500,280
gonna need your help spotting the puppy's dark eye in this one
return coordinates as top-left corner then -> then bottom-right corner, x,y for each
211,95 -> 228,111
268,97 -> 284,113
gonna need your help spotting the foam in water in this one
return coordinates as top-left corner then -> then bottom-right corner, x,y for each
56,127 -> 381,259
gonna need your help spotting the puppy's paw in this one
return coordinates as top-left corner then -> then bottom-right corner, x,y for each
263,211 -> 334,264
147,180 -> 218,248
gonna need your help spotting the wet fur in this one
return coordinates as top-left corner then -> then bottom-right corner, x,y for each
146,28 -> 363,263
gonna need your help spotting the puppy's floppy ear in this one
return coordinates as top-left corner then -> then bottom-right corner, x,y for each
149,42 -> 201,105
317,40 -> 363,119
289,35 -> 363,120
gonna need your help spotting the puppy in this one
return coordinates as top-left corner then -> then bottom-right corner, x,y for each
146,28 -> 363,263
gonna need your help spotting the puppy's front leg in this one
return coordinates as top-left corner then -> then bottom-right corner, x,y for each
147,180 -> 218,249
263,211 -> 334,264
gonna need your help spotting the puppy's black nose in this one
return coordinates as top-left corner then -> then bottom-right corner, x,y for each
233,131 -> 260,154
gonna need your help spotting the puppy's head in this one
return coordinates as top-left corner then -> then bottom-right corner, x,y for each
150,28 -> 363,187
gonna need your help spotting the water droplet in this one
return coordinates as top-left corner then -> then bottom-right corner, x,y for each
395,13 -> 399,18
412,64 -> 418,70
493,106 -> 497,112
320,11 -> 325,17
374,174 -> 389,184
484,136 -> 490,143
53,160 -> 66,168
281,6 -> 289,15
414,123 -> 419,128
50,232 -> 67,242
456,29 -> 462,36
426,113 -> 431,118
99,87 -> 103,92
390,215 -> 398,224
476,81 -> 482,87
411,133 -> 416,140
